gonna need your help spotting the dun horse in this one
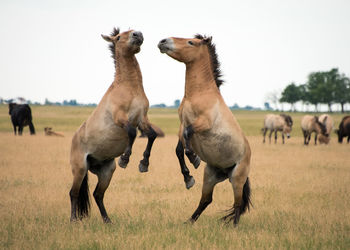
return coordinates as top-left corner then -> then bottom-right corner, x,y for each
301,115 -> 328,145
69,28 -> 158,223
318,114 -> 333,144
262,114 -> 293,144
158,35 -> 252,225
336,116 -> 350,143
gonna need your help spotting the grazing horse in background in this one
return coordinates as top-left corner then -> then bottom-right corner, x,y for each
262,114 -> 293,144
301,115 -> 328,145
158,34 -> 252,225
69,28 -> 159,223
336,116 -> 350,143
8,103 -> 35,135
44,127 -> 64,137
318,114 -> 333,144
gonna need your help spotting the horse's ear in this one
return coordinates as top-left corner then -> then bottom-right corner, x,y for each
101,34 -> 113,42
202,36 -> 212,44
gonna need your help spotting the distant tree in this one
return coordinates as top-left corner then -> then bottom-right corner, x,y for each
298,84 -> 310,112
45,98 -> 52,105
174,99 -> 180,108
231,103 -> 240,109
279,82 -> 300,111
332,72 -> 350,113
264,102 -> 272,110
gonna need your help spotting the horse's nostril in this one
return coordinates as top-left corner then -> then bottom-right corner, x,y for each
160,39 -> 167,44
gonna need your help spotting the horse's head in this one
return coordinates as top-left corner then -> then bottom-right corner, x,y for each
318,134 -> 330,144
283,125 -> 292,139
158,35 -> 212,64
102,28 -> 143,56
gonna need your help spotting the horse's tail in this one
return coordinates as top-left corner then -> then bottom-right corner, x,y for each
28,121 -> 35,135
150,123 -> 165,137
77,173 -> 90,218
241,177 -> 252,214
221,177 -> 252,224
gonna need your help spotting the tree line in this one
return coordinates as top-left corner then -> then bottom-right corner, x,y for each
279,68 -> 350,113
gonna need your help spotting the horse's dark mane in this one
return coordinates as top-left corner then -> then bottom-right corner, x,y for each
314,116 -> 327,135
280,114 -> 293,126
194,34 -> 224,89
108,27 -> 120,67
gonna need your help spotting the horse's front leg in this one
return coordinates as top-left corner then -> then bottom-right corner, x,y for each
138,120 -> 158,173
177,125 -> 195,189
183,125 -> 201,169
118,122 -> 137,168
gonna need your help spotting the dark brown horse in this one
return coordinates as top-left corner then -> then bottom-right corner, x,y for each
158,34 -> 252,225
336,116 -> 350,143
69,28 -> 158,223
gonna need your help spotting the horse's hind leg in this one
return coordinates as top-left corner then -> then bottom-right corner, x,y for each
314,134 -> 318,145
69,148 -> 89,222
188,165 -> 227,223
138,123 -> 158,173
223,143 -> 251,225
282,132 -> 285,144
176,139 -> 195,189
118,123 -> 137,168
92,159 -> 116,223
274,130 -> 278,144
302,130 -> 307,145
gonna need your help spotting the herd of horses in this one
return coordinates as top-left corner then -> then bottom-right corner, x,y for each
262,113 -> 350,145
7,28 -> 350,227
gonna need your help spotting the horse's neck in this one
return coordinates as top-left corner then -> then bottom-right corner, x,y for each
115,54 -> 143,89
184,58 -> 218,98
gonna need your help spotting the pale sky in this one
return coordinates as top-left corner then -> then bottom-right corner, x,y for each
1,0 -> 350,108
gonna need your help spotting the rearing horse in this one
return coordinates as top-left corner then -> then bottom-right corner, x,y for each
158,35 -> 252,225
69,28 -> 158,223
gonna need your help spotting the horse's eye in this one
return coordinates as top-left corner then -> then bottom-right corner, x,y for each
188,41 -> 194,45
116,36 -> 120,41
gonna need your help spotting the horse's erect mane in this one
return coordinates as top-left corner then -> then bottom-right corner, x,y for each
314,116 -> 327,135
194,34 -> 224,89
108,27 -> 120,67
280,114 -> 293,126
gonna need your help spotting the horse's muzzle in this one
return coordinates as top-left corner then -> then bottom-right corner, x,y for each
158,38 -> 172,53
131,31 -> 143,46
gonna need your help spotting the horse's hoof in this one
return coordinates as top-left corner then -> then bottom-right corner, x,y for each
185,176 -> 195,189
193,156 -> 201,169
184,218 -> 195,225
103,217 -> 112,224
139,162 -> 149,173
118,157 -> 128,168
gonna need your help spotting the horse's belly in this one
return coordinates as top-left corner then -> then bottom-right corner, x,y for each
192,134 -> 244,168
87,126 -> 128,160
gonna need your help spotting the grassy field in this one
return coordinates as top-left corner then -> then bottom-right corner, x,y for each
0,105 -> 349,249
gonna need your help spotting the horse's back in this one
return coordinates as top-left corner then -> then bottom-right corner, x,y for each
301,115 -> 314,131
264,114 -> 282,130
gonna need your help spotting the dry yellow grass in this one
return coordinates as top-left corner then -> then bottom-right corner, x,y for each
0,129 -> 349,249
